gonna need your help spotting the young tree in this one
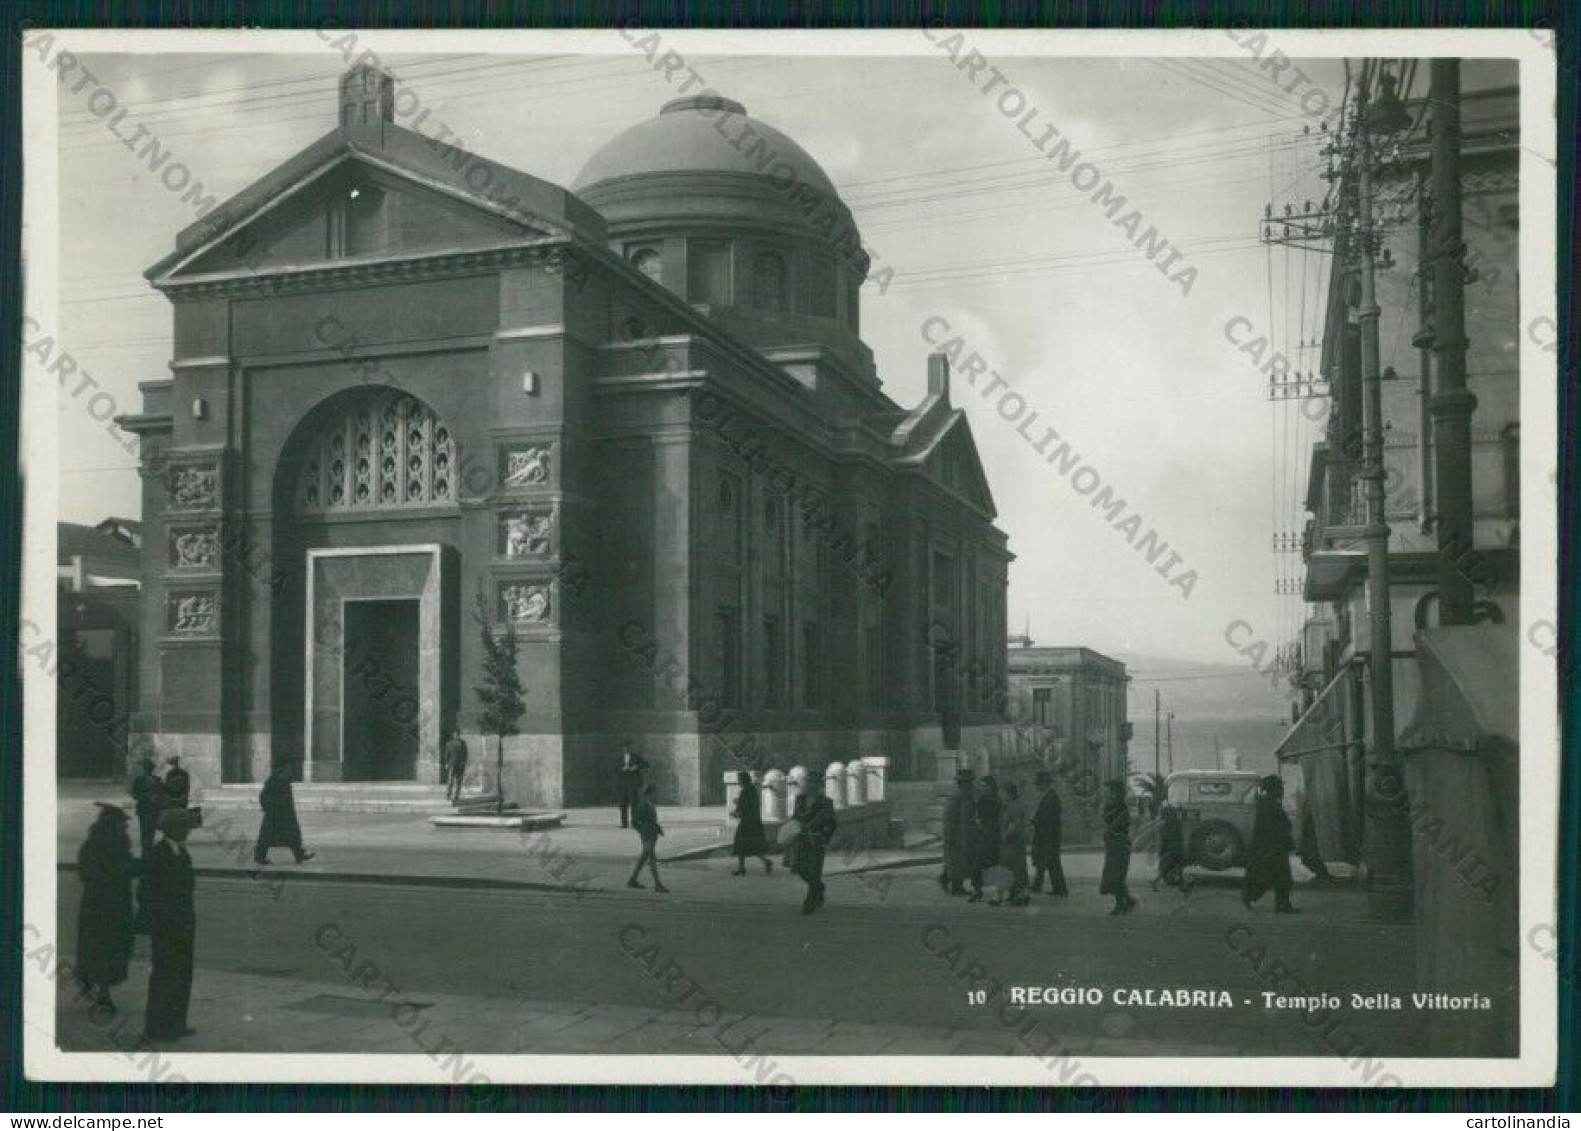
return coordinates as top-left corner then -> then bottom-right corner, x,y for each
473,588 -> 526,815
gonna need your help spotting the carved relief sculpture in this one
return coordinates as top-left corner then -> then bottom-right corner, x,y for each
504,511 -> 554,557
171,594 -> 216,634
168,465 -> 218,510
172,528 -> 219,568
502,583 -> 551,623
504,446 -> 550,487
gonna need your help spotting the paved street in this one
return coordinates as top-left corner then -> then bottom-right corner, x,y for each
52,796 -> 1428,1064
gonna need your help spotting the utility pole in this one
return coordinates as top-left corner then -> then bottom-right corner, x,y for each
1429,58 -> 1477,625
1354,60 -> 1410,918
1153,688 -> 1161,779
1166,713 -> 1174,774
1214,733 -> 1221,769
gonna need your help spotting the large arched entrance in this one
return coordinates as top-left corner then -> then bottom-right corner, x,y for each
270,387 -> 462,784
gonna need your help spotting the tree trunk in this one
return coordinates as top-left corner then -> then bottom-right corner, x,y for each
495,731 -> 504,816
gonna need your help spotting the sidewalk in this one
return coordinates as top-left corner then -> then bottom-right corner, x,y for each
57,792 -> 1384,927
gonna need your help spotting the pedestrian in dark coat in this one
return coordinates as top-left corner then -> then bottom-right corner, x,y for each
616,742 -> 648,828
626,785 -> 668,893
161,757 -> 191,812
939,769 -> 976,895
129,759 -> 161,858
1099,780 -> 1137,915
730,770 -> 773,876
75,804 -> 140,1010
1030,770 -> 1069,896
442,732 -> 469,804
143,809 -> 197,1042
967,775 -> 1001,903
790,776 -> 838,914
996,780 -> 1030,906
254,764 -> 314,865
1242,774 -> 1298,912
1153,802 -> 1191,894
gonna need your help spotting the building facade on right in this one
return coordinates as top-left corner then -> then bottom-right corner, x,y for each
1277,56 -> 1518,888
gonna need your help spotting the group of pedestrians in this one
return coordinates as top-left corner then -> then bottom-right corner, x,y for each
74,772 -> 198,1043
619,749 -> 840,916
72,755 -> 323,1045
941,768 -> 1069,907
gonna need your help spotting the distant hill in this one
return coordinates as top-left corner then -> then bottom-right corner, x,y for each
1112,651 -> 1295,777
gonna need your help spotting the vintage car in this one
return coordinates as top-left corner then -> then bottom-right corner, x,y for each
1163,769 -> 1268,871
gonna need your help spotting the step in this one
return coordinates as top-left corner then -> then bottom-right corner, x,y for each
199,783 -> 454,814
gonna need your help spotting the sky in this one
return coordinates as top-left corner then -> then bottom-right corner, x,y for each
47,42 -> 1362,671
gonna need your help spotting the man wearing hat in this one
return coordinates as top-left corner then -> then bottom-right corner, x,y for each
128,757 -> 162,859
160,756 -> 191,813
939,768 -> 977,896
143,807 -> 197,1042
789,773 -> 837,914
1242,774 -> 1299,913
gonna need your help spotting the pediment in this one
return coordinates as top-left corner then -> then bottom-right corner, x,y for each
924,416 -> 997,517
164,155 -> 553,281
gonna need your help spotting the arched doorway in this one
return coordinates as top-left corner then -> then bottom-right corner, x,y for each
270,388 -> 462,784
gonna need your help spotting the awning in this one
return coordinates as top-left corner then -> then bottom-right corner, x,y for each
1304,549 -> 1367,601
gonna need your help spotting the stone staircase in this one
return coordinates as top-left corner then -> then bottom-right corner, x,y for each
198,782 -> 453,814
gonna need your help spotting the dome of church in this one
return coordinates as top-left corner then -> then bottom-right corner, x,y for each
573,94 -> 870,365
572,95 -> 841,201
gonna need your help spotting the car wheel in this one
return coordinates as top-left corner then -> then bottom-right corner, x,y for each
1189,821 -> 1244,871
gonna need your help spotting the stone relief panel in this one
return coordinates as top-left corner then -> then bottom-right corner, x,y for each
500,582 -> 552,625
167,463 -> 219,512
500,508 -> 555,558
169,527 -> 219,569
501,444 -> 552,489
168,592 -> 217,635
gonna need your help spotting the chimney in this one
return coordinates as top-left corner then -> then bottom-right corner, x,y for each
339,64 -> 395,132
927,352 -> 950,404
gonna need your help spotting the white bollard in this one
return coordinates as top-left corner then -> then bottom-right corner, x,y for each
761,769 -> 787,821
846,758 -> 867,805
824,761 -> 847,809
864,756 -> 888,803
787,765 -> 808,813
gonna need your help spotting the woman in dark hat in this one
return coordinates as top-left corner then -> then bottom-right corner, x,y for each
729,770 -> 773,876
1099,780 -> 1138,915
75,803 -> 141,1011
1242,774 -> 1298,913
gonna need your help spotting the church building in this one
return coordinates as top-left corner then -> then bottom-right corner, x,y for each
120,66 -> 1012,806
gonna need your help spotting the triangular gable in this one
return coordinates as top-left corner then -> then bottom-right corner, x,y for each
149,123 -> 605,285
890,407 -> 996,518
926,416 -> 997,517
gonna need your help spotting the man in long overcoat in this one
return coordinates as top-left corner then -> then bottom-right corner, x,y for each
442,731 -> 469,804
1030,770 -> 1069,895
254,763 -> 314,865
161,757 -> 191,813
939,768 -> 976,895
616,742 -> 648,828
790,775 -> 838,914
968,774 -> 1001,903
1242,774 -> 1298,912
143,808 -> 197,1042
129,758 -> 161,858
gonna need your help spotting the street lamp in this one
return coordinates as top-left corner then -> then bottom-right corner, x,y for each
1353,58 -> 1412,920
